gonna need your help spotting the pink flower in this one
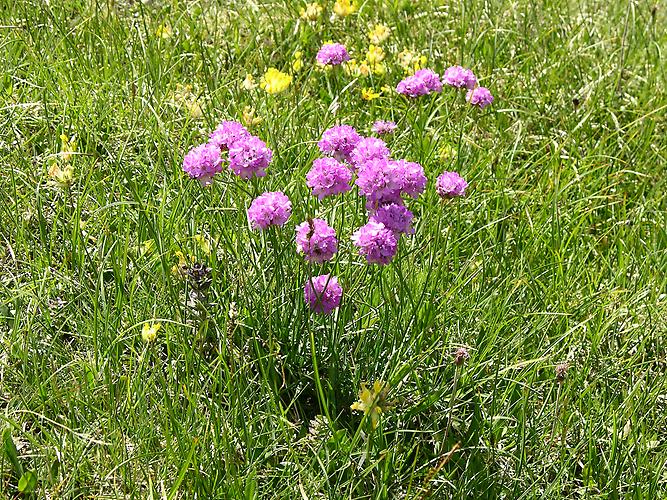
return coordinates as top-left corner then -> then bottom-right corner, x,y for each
304,274 -> 343,314
350,137 -> 390,169
396,68 -> 442,97
435,171 -> 468,198
442,66 -> 477,89
393,159 -> 427,198
351,220 -> 398,265
371,120 -> 397,135
306,157 -> 353,200
296,219 -> 338,262
182,143 -> 223,186
318,125 -> 362,162
466,87 -> 494,108
316,43 -> 350,66
370,203 -> 414,235
209,121 -> 250,150
247,191 -> 292,229
228,135 -> 272,179
355,158 -> 404,206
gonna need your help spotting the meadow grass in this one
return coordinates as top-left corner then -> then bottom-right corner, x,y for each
1,0 -> 666,497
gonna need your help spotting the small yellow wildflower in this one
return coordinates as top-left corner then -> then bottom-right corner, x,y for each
242,74 -> 258,91
369,61 -> 386,76
171,250 -> 194,277
366,45 -> 385,65
140,239 -> 155,256
292,51 -> 304,72
300,2 -> 323,21
361,87 -> 381,101
358,60 -> 371,77
242,106 -> 263,127
368,24 -> 391,45
141,322 -> 161,343
381,85 -> 392,94
60,134 -> 76,162
350,381 -> 393,429
193,234 -> 211,255
439,144 -> 458,162
343,58 -> 359,76
155,24 -> 172,38
260,68 -> 292,95
333,0 -> 357,17
397,49 -> 427,74
47,161 -> 74,188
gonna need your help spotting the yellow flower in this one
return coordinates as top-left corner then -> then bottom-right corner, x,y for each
369,61 -> 386,76
381,85 -> 392,94
141,322 -> 161,343
292,51 -> 304,72
368,24 -> 391,45
350,381 -> 392,429
47,160 -> 74,188
358,60 -> 371,77
397,49 -> 427,74
366,45 -> 385,65
439,144 -> 458,162
242,74 -> 258,91
60,133 -> 76,162
333,0 -> 357,17
300,2 -> 323,21
242,106 -> 263,127
260,68 -> 292,95
171,251 -> 194,277
343,58 -> 359,76
140,239 -> 155,256
193,234 -> 211,255
155,24 -> 172,38
361,87 -> 381,100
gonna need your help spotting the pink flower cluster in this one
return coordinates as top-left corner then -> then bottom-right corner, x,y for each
306,157 -> 353,199
247,191 -> 292,229
372,120 -> 397,135
316,43 -> 350,66
296,218 -> 338,262
435,171 -> 468,198
442,65 -> 494,109
304,274 -> 343,314
317,125 -> 362,163
182,120 -> 273,185
396,69 -> 443,97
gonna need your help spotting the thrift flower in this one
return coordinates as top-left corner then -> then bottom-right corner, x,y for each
350,381 -> 392,429
393,159 -> 427,198
442,65 -> 477,89
306,157 -> 353,199
247,191 -> 292,229
361,87 -> 381,100
300,2 -> 323,21
260,68 -> 292,94
316,43 -> 350,66
350,137 -> 390,168
209,120 -> 250,151
467,86 -> 494,108
228,135 -> 272,179
355,158 -> 404,205
333,0 -> 357,17
141,322 -> 161,343
351,220 -> 398,265
318,125 -> 362,163
371,120 -> 397,135
396,68 -> 442,97
182,142 -> 223,186
304,274 -> 343,314
368,24 -> 391,45
296,218 -> 338,262
436,171 -> 468,198
370,203 -> 414,235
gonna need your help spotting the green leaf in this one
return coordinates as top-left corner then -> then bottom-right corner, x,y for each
2,427 -> 23,477
18,470 -> 37,493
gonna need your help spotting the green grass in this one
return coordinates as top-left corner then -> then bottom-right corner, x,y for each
1,0 -> 666,497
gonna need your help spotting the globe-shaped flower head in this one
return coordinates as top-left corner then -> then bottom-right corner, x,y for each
304,274 -> 343,314
228,135 -> 273,179
442,66 -> 478,89
247,191 -> 292,229
316,43 -> 350,66
182,143 -> 223,186
435,171 -> 468,198
209,121 -> 250,151
467,87 -> 494,109
306,157 -> 353,199
296,219 -> 338,262
351,221 -> 398,265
